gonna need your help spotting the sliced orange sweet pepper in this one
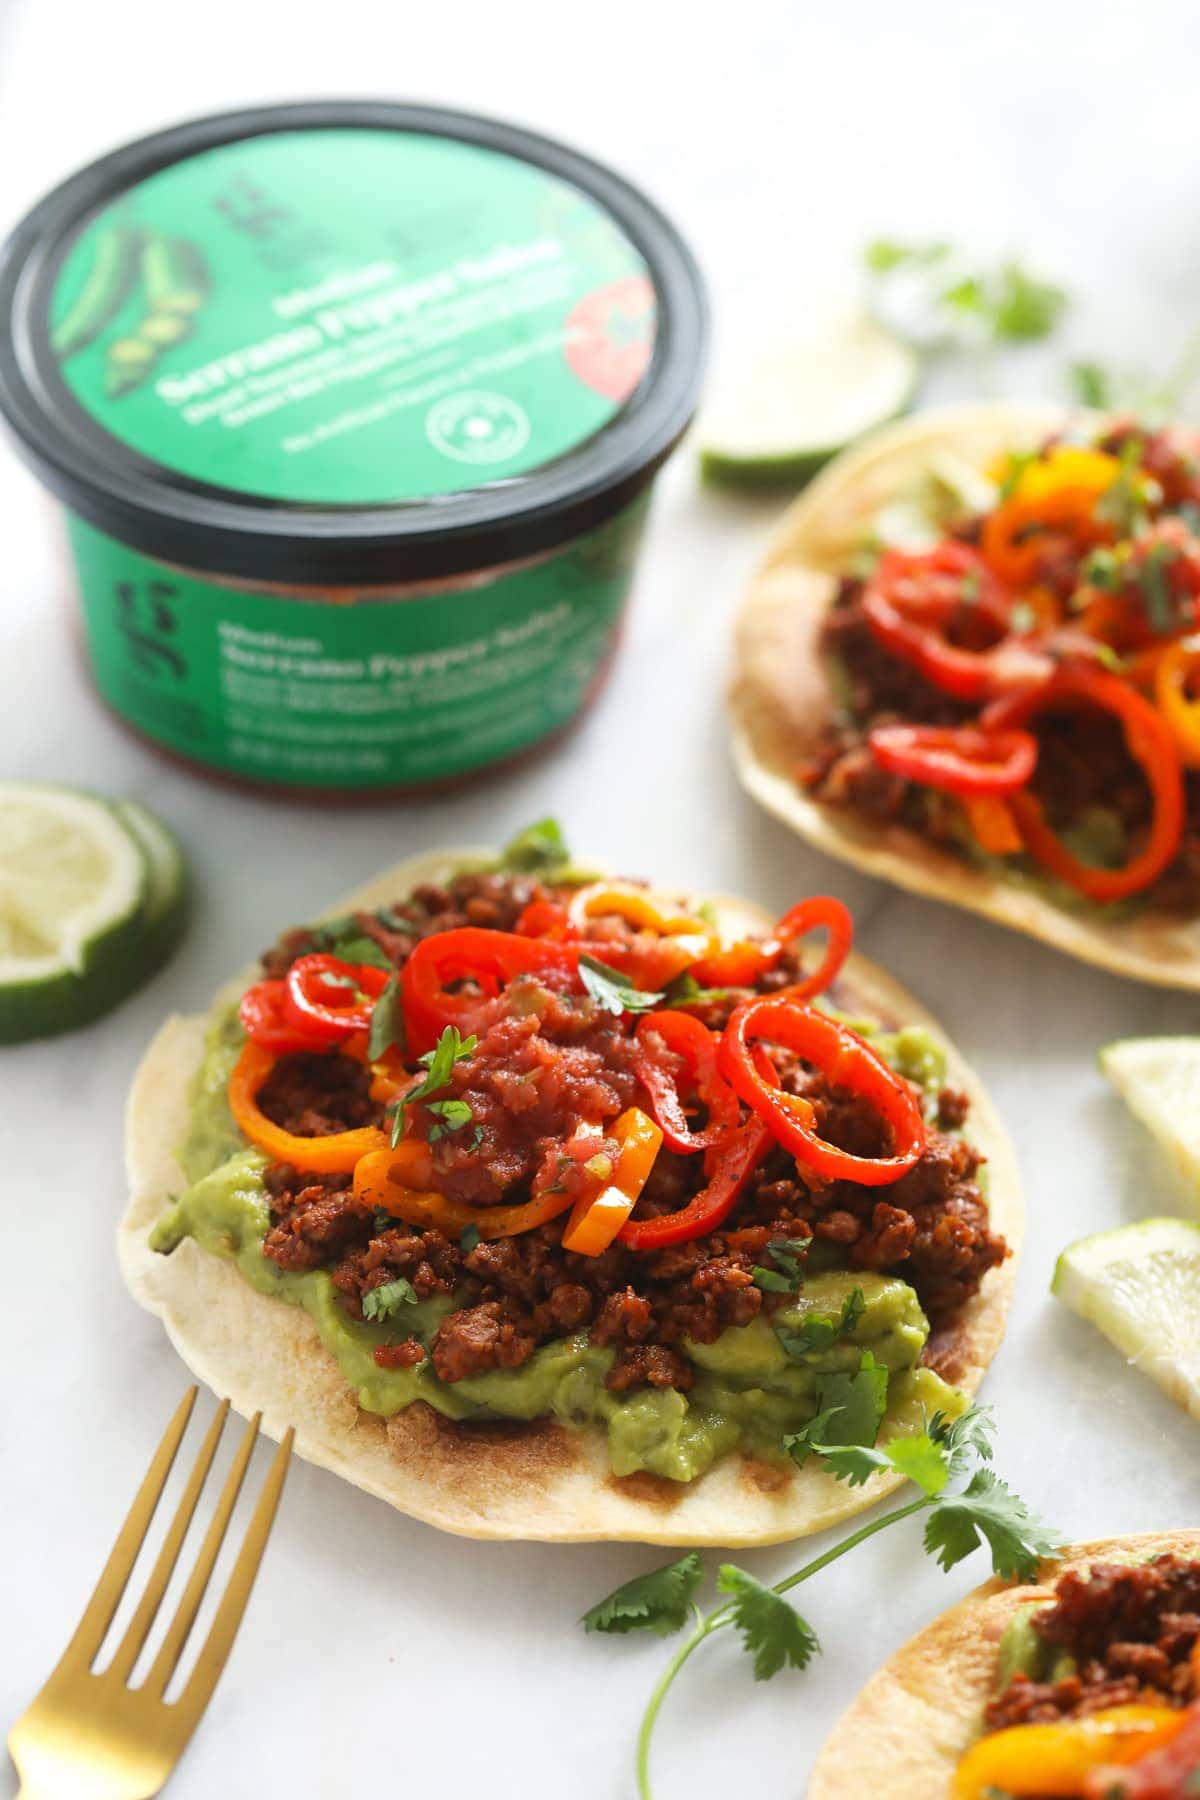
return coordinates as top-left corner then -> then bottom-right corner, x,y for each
1155,635 -> 1200,768
962,793 -> 1025,856
352,1149 -> 576,1240
981,446 -> 1122,587
228,1042 -> 389,1172
561,1107 -> 663,1255
952,1704 -> 1186,1798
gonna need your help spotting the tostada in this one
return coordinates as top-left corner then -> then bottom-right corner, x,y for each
731,403 -> 1200,987
120,826 -> 1021,1543
810,1529 -> 1200,1797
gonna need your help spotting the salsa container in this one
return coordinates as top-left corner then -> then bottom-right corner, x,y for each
0,101 -> 707,791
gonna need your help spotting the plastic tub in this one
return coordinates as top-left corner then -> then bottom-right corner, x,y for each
0,101 -> 706,791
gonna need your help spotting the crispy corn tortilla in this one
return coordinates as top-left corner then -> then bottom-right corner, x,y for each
119,847 -> 1022,1545
730,402 -> 1200,991
809,1528 -> 1200,1797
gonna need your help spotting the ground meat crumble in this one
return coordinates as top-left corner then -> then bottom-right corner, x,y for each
248,869 -> 1007,1394
985,1557 -> 1200,1731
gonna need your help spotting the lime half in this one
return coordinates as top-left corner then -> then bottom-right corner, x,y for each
1101,1036 -> 1200,1212
1053,1217 -> 1200,1421
0,783 -> 181,1042
698,310 -> 918,490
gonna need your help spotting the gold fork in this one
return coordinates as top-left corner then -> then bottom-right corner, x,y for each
8,1389 -> 293,1800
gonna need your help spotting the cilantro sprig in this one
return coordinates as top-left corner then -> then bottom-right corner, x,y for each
864,239 -> 1067,348
581,1405 -> 1060,1800
389,1026 -> 477,1147
361,1276 -> 418,1322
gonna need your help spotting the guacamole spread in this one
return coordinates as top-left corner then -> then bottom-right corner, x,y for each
152,978 -> 968,1483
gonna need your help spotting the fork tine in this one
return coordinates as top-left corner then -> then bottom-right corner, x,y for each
105,1399 -> 230,1685
59,1387 -> 197,1670
174,1429 -> 294,1724
141,1411 -> 261,1698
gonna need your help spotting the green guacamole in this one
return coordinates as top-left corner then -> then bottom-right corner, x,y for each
151,1009 -> 966,1484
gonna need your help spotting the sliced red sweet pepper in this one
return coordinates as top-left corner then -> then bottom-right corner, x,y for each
618,1114 -> 774,1249
689,895 -> 854,1001
718,997 -> 926,1186
239,979 -> 331,1054
867,723 -> 1039,796
983,667 -> 1185,901
861,542 -> 1048,702
634,1011 -> 741,1153
284,954 -> 392,1045
400,926 -> 579,1055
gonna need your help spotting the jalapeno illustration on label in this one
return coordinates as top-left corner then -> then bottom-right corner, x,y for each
50,224 -> 143,361
105,233 -> 210,397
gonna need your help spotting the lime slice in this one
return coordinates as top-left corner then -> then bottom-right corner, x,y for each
1053,1217 -> 1200,1420
698,310 -> 918,489
0,782 -> 168,1043
113,798 -> 188,966
1100,1037 -> 1200,1211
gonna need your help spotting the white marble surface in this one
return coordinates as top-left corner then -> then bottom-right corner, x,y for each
3,4 -> 1200,1796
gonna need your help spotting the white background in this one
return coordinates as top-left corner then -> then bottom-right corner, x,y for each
3,4 -> 1200,1796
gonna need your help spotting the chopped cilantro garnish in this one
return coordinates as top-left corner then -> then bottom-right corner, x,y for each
366,973 -> 404,1060
459,1223 -> 481,1254
751,1235 -> 812,1294
578,954 -> 664,1016
864,241 -> 1067,347
662,971 -> 733,1008
361,1276 -> 418,1322
426,1097 -> 474,1143
501,817 -> 571,872
776,1288 -> 867,1359
389,1026 -> 477,1146
318,932 -> 394,972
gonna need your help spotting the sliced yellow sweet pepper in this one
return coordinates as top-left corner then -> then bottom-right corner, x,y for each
952,1703 -> 1185,1797
561,1106 -> 663,1256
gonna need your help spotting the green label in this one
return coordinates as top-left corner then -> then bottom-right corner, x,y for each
49,129 -> 656,505
68,504 -> 646,787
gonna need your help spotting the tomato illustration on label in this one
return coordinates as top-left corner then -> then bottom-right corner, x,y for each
564,275 -> 656,403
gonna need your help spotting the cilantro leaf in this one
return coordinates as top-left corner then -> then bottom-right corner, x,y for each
578,955 -> 664,1016
317,932 -> 394,972
427,1097 -> 474,1142
780,1405 -> 844,1469
820,1430 -> 951,1496
924,1468 -> 1062,1581
752,1235 -> 812,1294
929,1405 -> 995,1475
501,818 -> 571,872
366,973 -> 404,1061
716,1566 -> 820,1681
813,1352 -> 889,1448
863,238 -> 951,274
581,1552 -> 704,1638
459,1223 -> 481,1254
989,262 -> 1067,342
1070,360 -> 1113,409
663,971 -> 733,1008
389,1026 -> 477,1146
776,1288 -> 867,1360
361,1276 -> 418,1322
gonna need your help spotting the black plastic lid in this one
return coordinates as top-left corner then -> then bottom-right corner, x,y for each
0,100 -> 707,585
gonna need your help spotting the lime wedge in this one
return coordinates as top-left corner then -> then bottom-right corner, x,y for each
0,783 -> 182,1042
698,310 -> 918,490
1053,1218 -> 1200,1420
1100,1037 -> 1200,1212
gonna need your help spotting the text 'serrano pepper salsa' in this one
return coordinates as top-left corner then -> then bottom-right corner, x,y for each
0,102 -> 706,793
